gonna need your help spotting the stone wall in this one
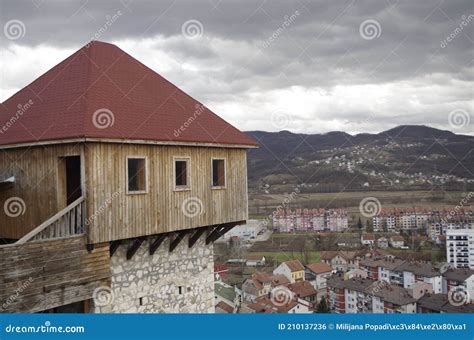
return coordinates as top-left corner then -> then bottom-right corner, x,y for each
94,234 -> 214,313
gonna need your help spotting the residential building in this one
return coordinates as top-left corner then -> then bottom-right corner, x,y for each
377,237 -> 389,249
417,294 -> 474,313
442,268 -> 474,302
287,280 -> 318,305
245,255 -> 266,267
321,251 -> 363,272
327,275 -> 425,314
305,262 -> 332,290
242,272 -> 290,302
273,260 -> 305,283
0,41 -> 257,313
361,233 -> 375,246
247,296 -> 313,314
390,235 -> 405,248
446,227 -> 474,269
360,256 -> 442,293
272,208 -> 348,232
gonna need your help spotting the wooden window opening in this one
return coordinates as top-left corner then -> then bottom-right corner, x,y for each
127,157 -> 147,194
212,158 -> 226,188
174,157 -> 190,190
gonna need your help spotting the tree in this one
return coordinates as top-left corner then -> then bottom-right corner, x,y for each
315,296 -> 330,313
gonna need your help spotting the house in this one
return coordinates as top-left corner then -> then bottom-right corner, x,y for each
417,293 -> 474,313
242,272 -> 289,302
0,41 -> 257,313
215,301 -> 234,314
245,255 -> 266,267
397,261 -> 443,293
287,280 -> 318,304
247,296 -> 313,314
390,235 -> 405,248
336,236 -> 361,248
361,233 -> 375,246
305,262 -> 332,300
360,256 -> 442,293
327,275 -> 418,314
442,268 -> 474,302
377,237 -> 389,249
371,283 -> 417,313
344,268 -> 367,280
273,260 -> 305,283
321,251 -> 363,272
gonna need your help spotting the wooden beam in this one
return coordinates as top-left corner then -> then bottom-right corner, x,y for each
169,231 -> 188,252
149,234 -> 168,255
188,228 -> 207,248
110,240 -> 121,257
126,237 -> 145,260
205,226 -> 224,245
206,223 -> 240,244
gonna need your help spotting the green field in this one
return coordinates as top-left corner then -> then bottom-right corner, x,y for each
246,251 -> 321,264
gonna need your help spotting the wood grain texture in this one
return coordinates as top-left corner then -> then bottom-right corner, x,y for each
0,142 -> 248,243
0,236 -> 110,313
85,143 -> 248,243
0,144 -> 84,240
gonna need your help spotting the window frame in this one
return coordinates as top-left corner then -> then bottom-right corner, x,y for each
211,157 -> 227,189
126,156 -> 149,195
173,156 -> 191,191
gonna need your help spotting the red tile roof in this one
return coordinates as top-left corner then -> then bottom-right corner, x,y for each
283,260 -> 305,272
305,262 -> 332,274
0,41 -> 257,147
287,281 -> 317,298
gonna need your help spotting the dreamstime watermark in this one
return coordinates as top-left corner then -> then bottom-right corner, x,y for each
92,108 -> 115,129
359,19 -> 381,40
270,286 -> 294,306
1,277 -> 33,311
93,286 -> 114,307
262,189 -> 299,227
0,99 -> 34,134
448,286 -> 470,306
3,19 -> 26,40
182,197 -> 204,218
441,191 -> 473,224
4,197 -> 26,218
440,14 -> 474,49
359,197 -> 381,218
270,108 -> 292,130
181,19 -> 204,39
85,10 -> 123,47
85,190 -> 122,226
173,104 -> 206,138
448,109 -> 470,129
262,10 -> 300,49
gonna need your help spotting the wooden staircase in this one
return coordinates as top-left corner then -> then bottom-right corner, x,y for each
15,197 -> 85,244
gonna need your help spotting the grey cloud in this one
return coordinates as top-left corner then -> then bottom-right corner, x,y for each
0,0 -> 472,134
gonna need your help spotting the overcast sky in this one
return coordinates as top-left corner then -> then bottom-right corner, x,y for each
0,0 -> 472,135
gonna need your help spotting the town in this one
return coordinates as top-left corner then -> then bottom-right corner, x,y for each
213,206 -> 474,313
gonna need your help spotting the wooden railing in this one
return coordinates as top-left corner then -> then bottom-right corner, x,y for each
15,197 -> 85,244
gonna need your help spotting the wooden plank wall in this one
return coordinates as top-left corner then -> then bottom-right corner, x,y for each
86,143 -> 249,243
0,236 -> 110,313
0,144 -> 84,240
